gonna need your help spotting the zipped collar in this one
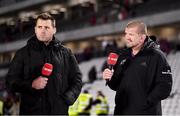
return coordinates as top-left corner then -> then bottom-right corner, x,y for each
27,35 -> 62,50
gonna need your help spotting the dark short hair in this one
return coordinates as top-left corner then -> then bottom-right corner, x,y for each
35,12 -> 56,27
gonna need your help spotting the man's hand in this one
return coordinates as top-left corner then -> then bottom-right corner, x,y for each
32,76 -> 48,89
102,68 -> 114,81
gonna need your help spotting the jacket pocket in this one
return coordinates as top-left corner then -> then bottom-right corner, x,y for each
55,73 -> 71,105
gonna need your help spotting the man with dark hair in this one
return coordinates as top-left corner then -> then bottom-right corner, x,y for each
103,20 -> 172,115
6,13 -> 82,115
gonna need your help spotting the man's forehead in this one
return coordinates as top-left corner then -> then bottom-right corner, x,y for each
125,27 -> 138,33
36,19 -> 53,26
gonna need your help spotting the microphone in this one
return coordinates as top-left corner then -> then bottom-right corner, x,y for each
42,63 -> 53,77
106,53 -> 118,85
107,52 -> 118,70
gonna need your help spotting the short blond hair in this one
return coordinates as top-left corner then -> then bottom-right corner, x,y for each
126,20 -> 147,35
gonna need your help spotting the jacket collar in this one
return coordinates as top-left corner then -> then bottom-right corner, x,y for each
27,35 -> 62,50
140,36 -> 160,52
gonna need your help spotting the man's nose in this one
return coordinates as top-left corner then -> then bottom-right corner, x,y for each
41,28 -> 46,33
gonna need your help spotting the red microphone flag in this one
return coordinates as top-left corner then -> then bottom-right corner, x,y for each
42,63 -> 53,76
107,53 -> 118,66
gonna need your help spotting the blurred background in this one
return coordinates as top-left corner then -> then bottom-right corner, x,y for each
0,0 -> 180,115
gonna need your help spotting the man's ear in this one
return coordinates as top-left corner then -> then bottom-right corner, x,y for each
140,34 -> 146,43
34,27 -> 37,34
142,34 -> 146,39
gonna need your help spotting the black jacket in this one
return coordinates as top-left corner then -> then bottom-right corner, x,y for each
6,36 -> 82,115
107,37 -> 172,115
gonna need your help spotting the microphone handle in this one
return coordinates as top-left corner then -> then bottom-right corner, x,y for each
105,80 -> 109,86
105,65 -> 113,86
108,65 -> 113,70
41,74 -> 48,78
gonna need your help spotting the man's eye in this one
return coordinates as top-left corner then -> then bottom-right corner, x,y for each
45,27 -> 49,29
129,33 -> 133,36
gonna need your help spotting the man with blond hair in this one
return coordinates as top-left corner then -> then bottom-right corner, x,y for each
103,20 -> 172,115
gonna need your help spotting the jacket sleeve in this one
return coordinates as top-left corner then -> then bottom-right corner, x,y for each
106,58 -> 121,91
107,56 -> 129,91
6,49 -> 35,94
147,52 -> 172,106
106,48 -> 131,90
63,49 -> 82,105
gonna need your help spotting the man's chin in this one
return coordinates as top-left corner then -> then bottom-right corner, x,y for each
39,38 -> 49,42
